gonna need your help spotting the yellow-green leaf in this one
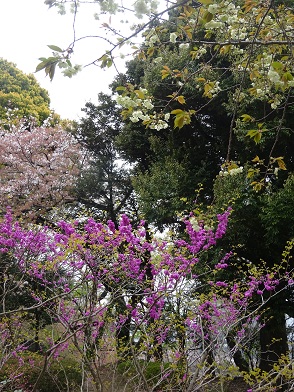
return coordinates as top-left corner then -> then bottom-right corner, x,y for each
203,11 -> 213,23
219,45 -> 231,55
174,114 -> 185,129
177,95 -> 186,104
276,157 -> 287,170
241,114 -> 254,122
246,129 -> 262,144
272,61 -> 283,71
134,89 -> 145,99
171,109 -> 184,115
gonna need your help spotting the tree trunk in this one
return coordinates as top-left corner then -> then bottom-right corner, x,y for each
227,332 -> 250,372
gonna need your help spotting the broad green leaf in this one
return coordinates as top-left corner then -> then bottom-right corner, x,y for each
135,89 -> 145,99
171,109 -> 184,115
147,47 -> 154,56
47,44 -> 63,52
246,129 -> 262,144
203,11 -> 213,23
240,114 -> 254,122
254,132 -> 262,143
174,114 -> 185,129
282,71 -> 293,81
35,61 -> 49,72
272,61 -> 283,70
203,82 -> 214,98
198,0 -> 213,4
220,45 -> 231,55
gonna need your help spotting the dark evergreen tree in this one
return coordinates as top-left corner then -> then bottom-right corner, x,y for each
73,93 -> 137,226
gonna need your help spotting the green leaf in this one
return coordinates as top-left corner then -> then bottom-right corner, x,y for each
203,11 -> 213,23
135,89 -> 145,99
272,61 -> 283,71
240,114 -> 254,122
251,181 -> 263,192
282,71 -> 293,81
35,60 -> 49,72
47,44 -> 63,52
116,86 -> 126,92
247,168 -> 256,179
275,157 -> 287,170
246,129 -> 262,144
177,95 -> 186,104
171,109 -> 184,115
44,62 -> 57,81
198,0 -> 213,4
174,114 -> 185,129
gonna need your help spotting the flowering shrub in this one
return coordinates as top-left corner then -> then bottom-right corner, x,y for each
0,208 -> 292,391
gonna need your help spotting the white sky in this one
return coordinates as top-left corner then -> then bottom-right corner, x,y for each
0,0 -> 131,120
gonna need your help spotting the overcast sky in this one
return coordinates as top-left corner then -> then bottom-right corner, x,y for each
0,0 -> 131,120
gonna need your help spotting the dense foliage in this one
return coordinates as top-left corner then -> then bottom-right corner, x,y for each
0,59 -> 54,127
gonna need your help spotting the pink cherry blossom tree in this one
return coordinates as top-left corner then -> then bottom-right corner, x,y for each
0,125 -> 84,218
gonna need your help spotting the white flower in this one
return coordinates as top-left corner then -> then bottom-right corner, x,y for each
116,95 -> 136,107
142,99 -> 154,110
134,0 -> 149,19
179,43 -> 189,50
229,166 -> 243,176
170,32 -> 177,43
268,68 -> 280,84
148,34 -> 159,45
208,4 -> 218,14
190,217 -> 200,232
205,20 -> 224,29
130,110 -> 142,123
153,57 -> 163,64
164,113 -> 170,121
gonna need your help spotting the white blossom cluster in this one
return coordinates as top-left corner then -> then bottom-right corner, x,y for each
145,28 -> 160,47
170,32 -> 178,44
209,81 -> 221,97
116,89 -> 153,110
205,1 -> 242,37
219,166 -> 244,177
248,53 -> 287,108
133,0 -> 158,19
116,89 -> 170,131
